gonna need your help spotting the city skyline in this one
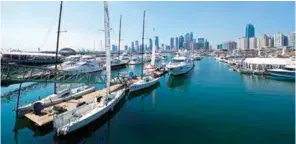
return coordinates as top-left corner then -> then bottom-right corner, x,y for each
1,1 -> 294,51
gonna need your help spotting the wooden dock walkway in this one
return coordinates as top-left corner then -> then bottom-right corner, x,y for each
24,84 -> 124,126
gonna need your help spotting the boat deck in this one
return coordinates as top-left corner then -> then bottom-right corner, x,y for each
24,84 -> 124,126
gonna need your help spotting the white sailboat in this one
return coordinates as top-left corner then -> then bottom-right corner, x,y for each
53,2 -> 126,136
129,12 -> 160,93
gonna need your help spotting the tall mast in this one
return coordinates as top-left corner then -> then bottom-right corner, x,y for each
54,1 -> 63,94
104,1 -> 111,94
151,28 -> 155,66
117,15 -> 122,76
141,11 -> 146,79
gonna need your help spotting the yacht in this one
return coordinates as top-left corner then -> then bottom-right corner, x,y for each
166,55 -> 194,76
62,61 -> 101,74
191,54 -> 201,60
129,56 -> 142,65
267,65 -> 296,79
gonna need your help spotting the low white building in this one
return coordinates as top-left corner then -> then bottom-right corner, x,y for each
242,58 -> 295,72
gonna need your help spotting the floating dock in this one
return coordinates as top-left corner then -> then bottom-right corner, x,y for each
24,84 -> 125,126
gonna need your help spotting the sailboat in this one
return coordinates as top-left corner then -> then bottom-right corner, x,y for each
17,1 -> 95,116
128,11 -> 160,93
53,2 -> 126,136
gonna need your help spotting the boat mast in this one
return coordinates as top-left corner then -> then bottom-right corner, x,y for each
141,11 -> 146,79
151,28 -> 155,66
104,1 -> 111,95
117,15 -> 122,77
54,1 -> 63,94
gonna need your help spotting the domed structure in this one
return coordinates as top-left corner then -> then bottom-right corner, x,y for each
59,47 -> 76,56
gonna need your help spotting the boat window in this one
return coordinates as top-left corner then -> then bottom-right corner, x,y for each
172,59 -> 185,63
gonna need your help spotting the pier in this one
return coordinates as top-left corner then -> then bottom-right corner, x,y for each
24,84 -> 127,126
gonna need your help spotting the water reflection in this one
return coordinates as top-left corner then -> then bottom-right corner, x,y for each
167,70 -> 193,89
128,83 -> 160,101
242,75 -> 295,94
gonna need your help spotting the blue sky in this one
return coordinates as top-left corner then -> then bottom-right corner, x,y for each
1,1 -> 295,51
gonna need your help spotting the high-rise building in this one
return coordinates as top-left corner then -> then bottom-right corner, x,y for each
112,44 -> 117,52
193,42 -> 198,50
249,37 -> 257,49
149,38 -> 153,50
257,34 -> 269,48
124,45 -> 128,51
145,44 -> 148,51
190,32 -> 193,42
204,40 -> 209,49
131,42 -> 135,52
135,40 -> 139,51
179,35 -> 184,49
155,36 -> 159,49
246,24 -> 255,38
268,37 -> 274,48
289,32 -> 295,48
238,37 -> 248,50
197,38 -> 205,49
170,37 -> 174,49
283,36 -> 288,46
274,32 -> 285,48
185,33 -> 190,42
175,37 -> 179,50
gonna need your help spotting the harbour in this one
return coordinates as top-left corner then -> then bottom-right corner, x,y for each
1,57 -> 295,144
1,1 -> 295,144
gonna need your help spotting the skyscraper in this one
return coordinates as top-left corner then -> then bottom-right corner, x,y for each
112,44 -> 117,52
131,42 -> 135,52
179,35 -> 184,49
283,36 -> 288,46
190,32 -> 193,42
149,38 -> 153,50
124,45 -> 128,51
246,24 -> 255,38
249,37 -> 257,49
257,34 -> 268,48
170,37 -> 174,49
155,36 -> 159,49
238,37 -> 248,50
289,32 -> 295,48
175,37 -> 179,50
197,38 -> 205,49
268,37 -> 274,48
204,40 -> 209,49
185,33 -> 190,42
274,32 -> 285,48
135,40 -> 139,51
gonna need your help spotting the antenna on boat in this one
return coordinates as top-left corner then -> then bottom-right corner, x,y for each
54,1 -> 63,94
117,15 -> 122,77
141,11 -> 146,79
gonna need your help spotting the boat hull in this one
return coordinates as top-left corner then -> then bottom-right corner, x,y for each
168,63 -> 194,76
268,71 -> 295,79
54,89 -> 126,136
129,77 -> 160,92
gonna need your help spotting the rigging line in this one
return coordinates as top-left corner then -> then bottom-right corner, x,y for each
39,13 -> 58,49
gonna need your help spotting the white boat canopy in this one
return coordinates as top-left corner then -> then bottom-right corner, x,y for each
243,58 -> 294,65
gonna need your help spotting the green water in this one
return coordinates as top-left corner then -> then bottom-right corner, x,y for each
1,57 -> 295,144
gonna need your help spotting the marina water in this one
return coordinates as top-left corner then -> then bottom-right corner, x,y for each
1,57 -> 294,144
